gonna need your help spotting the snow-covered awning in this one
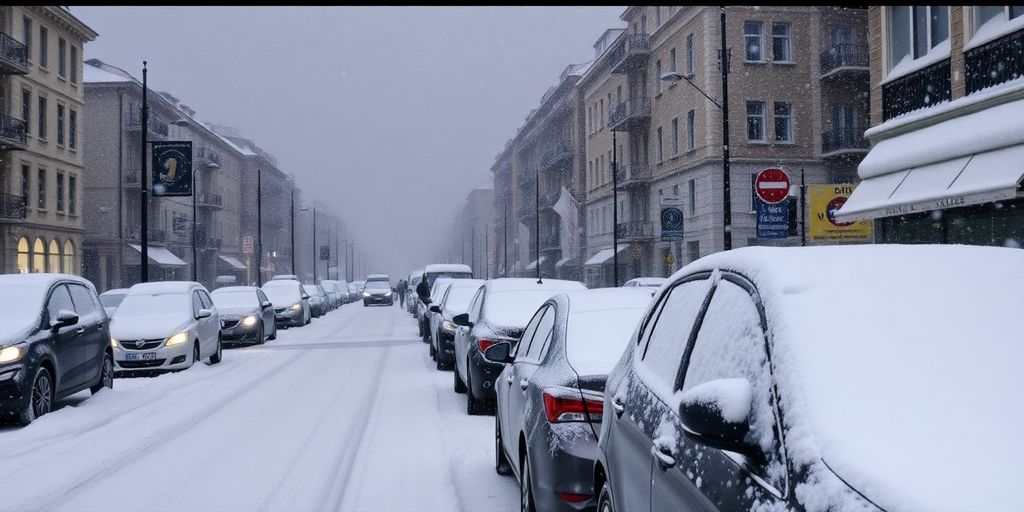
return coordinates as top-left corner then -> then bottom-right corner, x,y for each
218,254 -> 246,270
128,244 -> 187,268
524,255 -> 547,271
556,256 -> 577,268
584,244 -> 630,266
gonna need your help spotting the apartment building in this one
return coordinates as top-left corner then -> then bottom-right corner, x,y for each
450,186 -> 494,278
836,6 -> 1024,247
581,6 -> 870,287
0,7 -> 95,275
491,142 -> 513,276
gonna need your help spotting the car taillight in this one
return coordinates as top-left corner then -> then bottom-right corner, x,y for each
477,338 -> 500,352
543,387 -> 604,423
555,492 -> 591,503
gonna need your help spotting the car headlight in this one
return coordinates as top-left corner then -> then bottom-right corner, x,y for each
0,344 -> 27,364
385,291 -> 392,296
442,320 -> 456,332
241,315 -> 259,327
110,337 -> 119,348
363,292 -> 370,297
290,303 -> 302,311
165,332 -> 189,347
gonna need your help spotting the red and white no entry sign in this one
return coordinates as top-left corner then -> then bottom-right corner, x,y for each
755,168 -> 791,205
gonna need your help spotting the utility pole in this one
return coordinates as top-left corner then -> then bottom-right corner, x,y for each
140,61 -> 149,283
535,166 -> 540,282
191,148 -> 198,282
312,206 -> 317,283
612,130 -> 619,287
720,6 -> 733,251
256,168 -> 263,286
470,228 -> 475,276
335,229 -> 340,280
503,201 -> 508,277
290,186 -> 296,275
485,227 -> 489,279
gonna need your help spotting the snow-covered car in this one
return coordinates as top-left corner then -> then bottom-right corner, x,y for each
622,277 -> 666,288
263,280 -> 310,327
407,270 -> 423,315
429,279 -> 485,369
452,278 -> 586,415
361,279 -> 394,307
98,287 -> 130,317
594,245 -> 1024,512
0,274 -> 113,425
320,280 -> 342,309
487,288 -> 653,511
211,286 -> 277,345
110,281 -> 223,375
303,284 -> 327,317
422,277 -> 454,342
417,264 -> 473,340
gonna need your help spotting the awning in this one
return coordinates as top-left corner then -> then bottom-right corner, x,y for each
556,256 -> 577,268
128,244 -> 187,268
525,255 -> 547,271
837,144 -> 1024,221
218,254 -> 247,270
584,244 -> 630,266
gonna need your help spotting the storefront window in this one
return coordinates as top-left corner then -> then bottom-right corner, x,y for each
32,238 -> 45,273
879,199 -> 1024,247
16,238 -> 29,274
49,240 -> 60,273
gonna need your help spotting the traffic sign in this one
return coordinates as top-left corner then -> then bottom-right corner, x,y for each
756,197 -> 790,238
755,168 -> 791,205
242,236 -> 254,254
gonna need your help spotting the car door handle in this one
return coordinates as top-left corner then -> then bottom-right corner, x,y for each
651,445 -> 676,469
76,326 -> 85,334
520,378 -> 529,390
611,397 -> 626,417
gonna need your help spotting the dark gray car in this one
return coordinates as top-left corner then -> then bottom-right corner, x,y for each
487,289 -> 653,512
211,286 -> 277,345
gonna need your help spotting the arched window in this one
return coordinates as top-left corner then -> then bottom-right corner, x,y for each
63,240 -> 74,274
16,238 -> 29,273
32,238 -> 45,273
48,240 -> 60,273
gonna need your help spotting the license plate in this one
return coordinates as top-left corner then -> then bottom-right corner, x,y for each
124,352 -> 157,361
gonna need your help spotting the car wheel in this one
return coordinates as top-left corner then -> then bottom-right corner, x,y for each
520,451 -> 537,512
18,366 -> 53,426
269,324 -> 277,340
429,341 -> 436,360
466,371 -> 481,416
597,481 -> 614,512
495,415 -> 512,476
191,342 -> 201,368
210,336 -> 223,364
454,365 -> 466,394
258,324 -> 266,345
90,352 -> 114,395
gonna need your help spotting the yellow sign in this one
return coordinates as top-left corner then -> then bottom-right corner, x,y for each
808,184 -> 873,241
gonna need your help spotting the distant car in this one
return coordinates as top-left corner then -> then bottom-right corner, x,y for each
622,277 -> 667,288
262,279 -> 310,327
211,286 -> 277,345
428,279 -> 485,370
452,278 -> 586,415
99,288 -> 130,317
271,274 -> 300,281
303,284 -> 327,317
366,273 -> 390,282
595,245 -> 1024,512
0,274 -> 113,425
110,281 -> 223,375
362,280 -> 394,306
488,288 -> 653,511
320,280 -> 343,309
417,264 -> 473,341
332,280 -> 352,304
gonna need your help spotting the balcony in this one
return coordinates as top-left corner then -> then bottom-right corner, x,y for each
965,27 -> 1024,95
0,194 -> 27,221
517,201 -> 536,220
882,59 -> 951,121
609,97 -> 651,132
197,146 -> 222,169
819,43 -> 869,79
539,140 -> 572,171
125,226 -> 168,244
0,32 -> 29,74
517,168 -> 536,187
122,168 -> 142,189
0,113 -> 28,150
616,220 -> 654,241
821,128 -> 869,157
614,163 -> 652,188
198,237 -> 222,251
540,232 -> 560,252
126,110 -> 170,138
538,190 -> 560,211
609,33 -> 650,74
197,192 -> 223,210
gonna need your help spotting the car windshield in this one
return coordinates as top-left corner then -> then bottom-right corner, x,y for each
365,281 -> 390,291
442,286 -> 479,314
99,293 -> 127,308
211,290 -> 258,309
114,292 -> 190,319
0,285 -> 47,324
262,284 -> 301,306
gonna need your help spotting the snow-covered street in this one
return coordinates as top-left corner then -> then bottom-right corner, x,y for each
0,303 -> 518,512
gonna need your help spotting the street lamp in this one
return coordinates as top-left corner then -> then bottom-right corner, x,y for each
301,204 -> 316,283
661,6 -> 732,251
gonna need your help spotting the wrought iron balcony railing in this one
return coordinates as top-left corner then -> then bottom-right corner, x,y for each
125,226 -> 167,243
609,33 -> 651,74
126,109 -> 170,137
820,43 -> 869,76
614,163 -> 652,187
965,27 -> 1024,95
0,113 -> 28,150
822,128 -> 869,155
616,220 -> 654,240
539,140 -> 572,170
198,192 -> 223,208
609,97 -> 651,131
0,193 -> 27,220
0,32 -> 29,74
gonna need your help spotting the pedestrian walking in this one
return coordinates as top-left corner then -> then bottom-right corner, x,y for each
398,279 -> 407,308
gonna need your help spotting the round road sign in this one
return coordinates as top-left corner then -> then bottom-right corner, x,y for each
755,168 -> 791,205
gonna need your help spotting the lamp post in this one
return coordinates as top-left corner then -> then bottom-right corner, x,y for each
612,130 -> 619,287
661,6 -> 732,251
256,168 -> 263,286
289,185 -> 296,275
140,61 -> 149,283
301,204 -> 316,283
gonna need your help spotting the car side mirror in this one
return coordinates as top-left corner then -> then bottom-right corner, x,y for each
678,378 -> 760,458
302,294 -> 310,300
452,313 -> 471,328
429,305 -> 441,314
261,301 -> 272,309
197,308 -> 214,319
51,309 -> 79,330
482,342 -> 513,364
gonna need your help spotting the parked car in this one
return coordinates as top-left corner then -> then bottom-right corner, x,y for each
333,280 -> 352,304
422,277 -> 455,343
417,264 -> 473,340
302,284 -> 328,318
262,279 -> 311,328
362,279 -> 394,306
622,277 -> 667,288
595,245 -> 1024,512
407,270 -> 424,315
99,287 -> 130,317
110,281 -> 222,375
211,286 -> 277,345
428,279 -> 485,369
321,280 -> 343,309
0,274 -> 113,425
452,278 -> 586,415
486,288 -> 653,511
271,274 -> 300,281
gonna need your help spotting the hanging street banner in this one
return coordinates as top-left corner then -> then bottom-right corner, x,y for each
660,197 -> 683,241
151,141 -> 193,197
756,197 -> 791,238
320,245 -> 330,261
809,184 -> 873,241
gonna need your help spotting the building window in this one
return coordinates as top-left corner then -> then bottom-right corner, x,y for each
68,175 -> 76,215
69,109 -> 77,149
687,109 -> 695,150
56,104 -> 65,145
37,96 -> 46,139
37,168 -> 46,209
686,34 -> 694,75
600,99 -> 604,128
31,238 -> 44,273
70,46 -> 78,84
21,164 -> 30,205
746,101 -> 766,142
56,171 -> 64,212
17,238 -> 29,274
772,22 -> 792,62
672,117 -> 679,155
687,179 -> 696,216
655,60 -> 662,93
887,6 -> 950,72
670,47 -> 677,72
48,240 -> 60,273
21,88 -> 30,133
657,126 -> 664,161
58,37 -> 66,78
22,16 -> 31,62
745,21 -> 764,61
774,102 -> 793,142
38,26 -> 47,69
63,241 -> 75,274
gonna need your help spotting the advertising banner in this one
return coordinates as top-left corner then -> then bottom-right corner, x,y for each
809,184 -> 873,241
151,141 -> 193,197
660,197 -> 683,241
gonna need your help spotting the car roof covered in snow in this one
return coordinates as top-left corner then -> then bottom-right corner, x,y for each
126,281 -> 203,295
625,277 -> 667,287
485,278 -> 585,294
423,264 -> 472,274
100,288 -> 130,295
211,286 -> 260,294
0,273 -> 94,290
555,288 -> 655,377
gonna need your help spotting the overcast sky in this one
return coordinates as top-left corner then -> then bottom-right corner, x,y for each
72,6 -> 625,278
